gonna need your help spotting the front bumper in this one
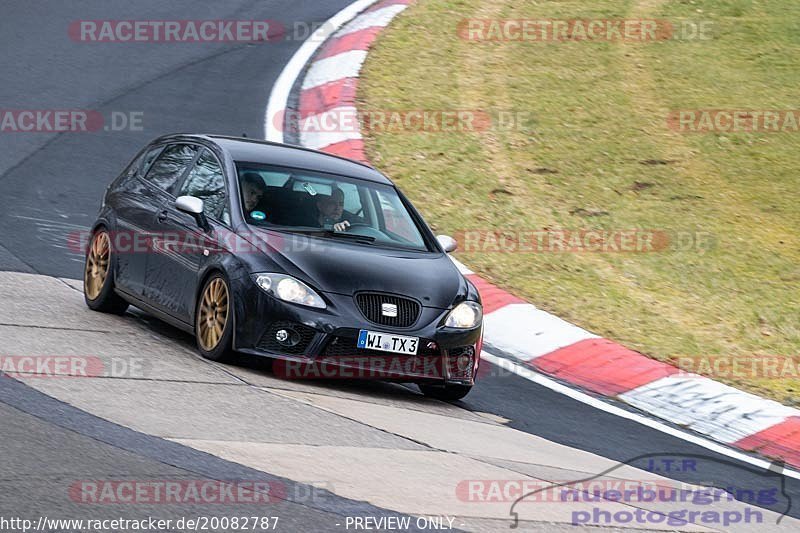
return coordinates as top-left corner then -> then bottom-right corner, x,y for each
232,280 -> 482,385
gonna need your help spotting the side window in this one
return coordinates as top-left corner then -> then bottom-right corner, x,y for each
340,183 -> 361,214
117,145 -> 163,186
138,145 -> 163,177
144,144 -> 198,194
375,189 -> 416,241
177,149 -> 229,224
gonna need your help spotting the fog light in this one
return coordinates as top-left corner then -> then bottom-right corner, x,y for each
447,346 -> 475,380
275,328 -> 300,347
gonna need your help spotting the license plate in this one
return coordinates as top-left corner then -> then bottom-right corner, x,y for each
357,330 -> 419,355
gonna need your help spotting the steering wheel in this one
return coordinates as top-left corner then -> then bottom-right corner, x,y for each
345,223 -> 384,239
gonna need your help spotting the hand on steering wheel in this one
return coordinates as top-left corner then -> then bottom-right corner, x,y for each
333,220 -> 369,232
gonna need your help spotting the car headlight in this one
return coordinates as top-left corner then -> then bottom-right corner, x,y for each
444,301 -> 482,328
253,273 -> 326,309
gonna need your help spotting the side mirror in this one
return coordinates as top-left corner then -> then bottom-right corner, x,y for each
436,234 -> 457,253
175,196 -> 210,232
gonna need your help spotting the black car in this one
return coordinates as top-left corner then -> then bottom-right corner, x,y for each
84,134 -> 483,400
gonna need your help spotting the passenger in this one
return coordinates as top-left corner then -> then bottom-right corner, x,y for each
240,173 -> 267,222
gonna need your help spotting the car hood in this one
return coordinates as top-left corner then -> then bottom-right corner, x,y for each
240,228 -> 465,308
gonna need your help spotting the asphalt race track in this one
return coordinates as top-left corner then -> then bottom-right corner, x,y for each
1,1 -> 799,531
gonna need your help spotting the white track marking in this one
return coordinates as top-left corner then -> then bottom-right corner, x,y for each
265,0 -> 382,142
483,304 -> 597,360
481,351 -> 800,481
301,50 -> 369,90
299,106 -> 363,149
620,375 -> 800,443
336,4 -> 408,38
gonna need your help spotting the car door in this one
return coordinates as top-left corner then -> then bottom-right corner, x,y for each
145,147 -> 230,323
136,143 -> 200,310
110,144 -> 164,296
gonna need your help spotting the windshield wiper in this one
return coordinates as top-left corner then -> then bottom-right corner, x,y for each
286,228 -> 376,244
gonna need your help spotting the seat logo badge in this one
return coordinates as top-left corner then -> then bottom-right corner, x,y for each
381,303 -> 398,317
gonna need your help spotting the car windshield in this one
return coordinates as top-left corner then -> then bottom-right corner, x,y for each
235,162 -> 431,251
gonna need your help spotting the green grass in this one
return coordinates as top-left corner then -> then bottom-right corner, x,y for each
359,0 -> 800,404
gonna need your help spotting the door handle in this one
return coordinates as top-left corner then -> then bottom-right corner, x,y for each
157,210 -> 169,223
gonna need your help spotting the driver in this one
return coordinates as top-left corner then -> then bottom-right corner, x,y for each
315,187 -> 361,231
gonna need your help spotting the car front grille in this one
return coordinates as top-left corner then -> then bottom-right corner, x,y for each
355,292 -> 420,328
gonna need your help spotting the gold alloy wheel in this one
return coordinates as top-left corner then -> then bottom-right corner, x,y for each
84,231 -> 110,300
198,278 -> 229,351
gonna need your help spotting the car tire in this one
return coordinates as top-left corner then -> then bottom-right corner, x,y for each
195,272 -> 235,363
84,228 -> 129,315
418,383 -> 472,401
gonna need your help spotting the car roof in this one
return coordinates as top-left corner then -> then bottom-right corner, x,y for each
151,133 -> 393,185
